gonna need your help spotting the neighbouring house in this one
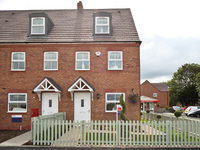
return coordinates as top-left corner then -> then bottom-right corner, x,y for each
0,1 -> 141,130
141,80 -> 169,112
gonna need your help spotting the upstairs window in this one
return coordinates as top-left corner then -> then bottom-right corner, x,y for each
11,52 -> 25,71
8,93 -> 27,113
93,12 -> 112,36
76,52 -> 90,70
153,93 -> 157,97
108,51 -> 123,70
44,52 -> 58,70
95,17 -> 109,34
31,17 -> 45,34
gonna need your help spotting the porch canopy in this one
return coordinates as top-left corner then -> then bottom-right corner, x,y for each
140,96 -> 160,103
33,77 -> 63,101
68,76 -> 95,101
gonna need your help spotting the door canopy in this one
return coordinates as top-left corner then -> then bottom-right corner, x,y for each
68,76 -> 95,101
33,77 -> 63,101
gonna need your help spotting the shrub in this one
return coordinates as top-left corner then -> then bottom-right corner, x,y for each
157,104 -> 160,107
157,114 -> 162,120
174,110 -> 182,119
119,94 -> 128,122
146,110 -> 150,113
166,105 -> 169,110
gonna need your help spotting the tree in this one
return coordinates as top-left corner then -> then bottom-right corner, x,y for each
196,72 -> 200,94
174,110 -> 182,119
168,63 -> 200,106
119,94 -> 129,122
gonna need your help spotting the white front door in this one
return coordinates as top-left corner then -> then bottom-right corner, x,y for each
74,92 -> 91,122
42,93 -> 58,115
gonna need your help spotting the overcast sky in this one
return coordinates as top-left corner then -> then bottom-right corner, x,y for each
1,0 -> 200,83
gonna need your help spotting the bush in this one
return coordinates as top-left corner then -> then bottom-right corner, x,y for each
174,110 -> 182,119
146,110 -> 150,113
166,105 -> 169,110
157,114 -> 162,120
157,104 -> 160,107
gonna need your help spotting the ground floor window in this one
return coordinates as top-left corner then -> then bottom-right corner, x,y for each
105,93 -> 125,112
8,93 -> 27,113
147,102 -> 154,112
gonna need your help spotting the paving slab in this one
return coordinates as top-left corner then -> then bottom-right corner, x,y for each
0,131 -> 31,146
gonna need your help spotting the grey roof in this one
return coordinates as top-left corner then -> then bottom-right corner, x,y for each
0,9 -> 140,43
151,83 -> 169,92
48,77 -> 63,91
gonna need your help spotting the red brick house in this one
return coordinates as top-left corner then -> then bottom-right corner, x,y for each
141,80 -> 169,112
0,2 -> 141,130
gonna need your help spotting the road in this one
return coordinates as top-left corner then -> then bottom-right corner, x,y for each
0,146 -> 200,150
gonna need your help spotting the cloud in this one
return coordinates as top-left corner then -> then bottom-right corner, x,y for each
141,36 -> 200,83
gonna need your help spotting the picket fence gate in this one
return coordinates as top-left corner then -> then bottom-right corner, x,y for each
31,119 -> 200,147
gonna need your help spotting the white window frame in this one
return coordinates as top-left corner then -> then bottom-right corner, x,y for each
75,52 -> 90,70
31,17 -> 45,34
105,93 -> 125,112
8,93 -> 27,113
44,52 -> 58,71
11,52 -> 25,71
95,17 -> 109,34
153,93 -> 157,97
108,51 -> 123,70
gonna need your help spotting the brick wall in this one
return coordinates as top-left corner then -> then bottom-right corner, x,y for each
141,81 -> 169,111
0,43 -> 140,130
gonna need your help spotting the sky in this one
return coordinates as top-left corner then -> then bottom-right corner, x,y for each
0,0 -> 200,83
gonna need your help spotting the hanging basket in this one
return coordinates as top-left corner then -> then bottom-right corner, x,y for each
128,93 -> 138,104
129,99 -> 137,104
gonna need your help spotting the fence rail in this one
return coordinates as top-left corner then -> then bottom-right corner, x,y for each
31,119 -> 200,147
141,111 -> 200,122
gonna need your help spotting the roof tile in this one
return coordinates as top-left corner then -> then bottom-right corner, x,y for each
0,9 -> 140,43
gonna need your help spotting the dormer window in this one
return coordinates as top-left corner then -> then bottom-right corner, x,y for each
29,13 -> 54,37
95,17 -> 109,34
93,12 -> 112,36
31,17 -> 45,34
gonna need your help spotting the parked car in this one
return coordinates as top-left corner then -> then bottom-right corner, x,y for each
184,106 -> 200,116
188,109 -> 200,118
169,106 -> 181,113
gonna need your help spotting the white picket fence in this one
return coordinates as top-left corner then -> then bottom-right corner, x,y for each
141,111 -> 200,122
31,119 -> 200,147
31,112 -> 66,142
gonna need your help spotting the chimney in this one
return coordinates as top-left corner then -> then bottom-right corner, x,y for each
77,1 -> 83,10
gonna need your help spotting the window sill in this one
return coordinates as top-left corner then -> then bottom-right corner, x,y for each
108,69 -> 123,71
10,70 -> 25,71
105,111 -> 117,113
7,111 -> 27,113
75,69 -> 90,71
43,69 -> 58,71
92,35 -> 114,38
26,36 -> 48,39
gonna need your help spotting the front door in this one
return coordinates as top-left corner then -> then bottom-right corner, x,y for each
42,93 -> 58,115
74,92 -> 91,122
